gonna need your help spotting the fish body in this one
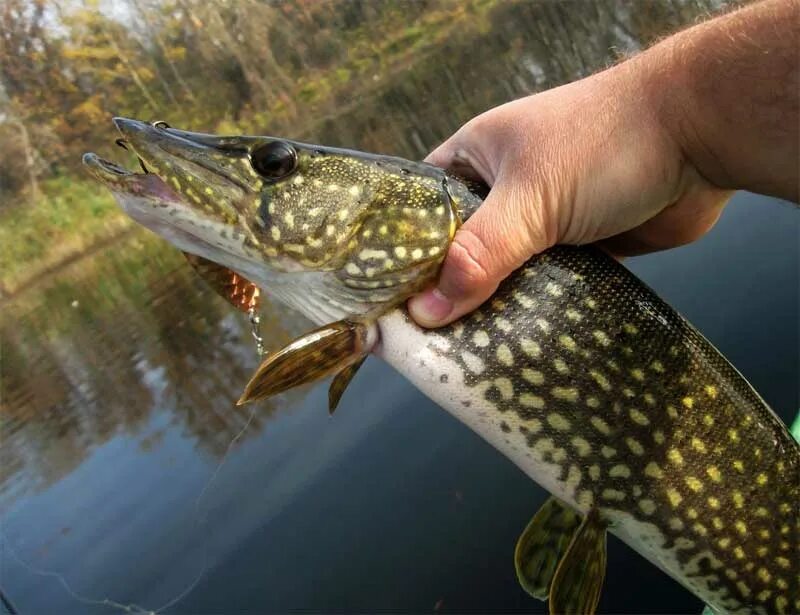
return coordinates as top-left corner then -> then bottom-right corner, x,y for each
83,119 -> 799,614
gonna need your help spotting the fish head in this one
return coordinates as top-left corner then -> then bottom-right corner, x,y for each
84,118 -> 483,323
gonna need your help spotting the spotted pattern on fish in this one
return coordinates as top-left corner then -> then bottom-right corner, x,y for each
426,246 -> 799,615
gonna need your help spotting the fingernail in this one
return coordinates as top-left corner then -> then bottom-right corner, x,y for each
408,288 -> 454,326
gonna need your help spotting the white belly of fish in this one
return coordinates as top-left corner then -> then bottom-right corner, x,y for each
374,309 -> 585,513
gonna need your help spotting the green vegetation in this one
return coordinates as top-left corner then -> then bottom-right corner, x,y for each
0,177 -> 130,294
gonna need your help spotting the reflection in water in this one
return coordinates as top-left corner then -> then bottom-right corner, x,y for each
2,2 -> 788,614
1,231 -> 308,504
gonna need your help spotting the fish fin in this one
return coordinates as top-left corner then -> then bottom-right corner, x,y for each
328,356 -> 367,415
548,507 -> 607,615
237,319 -> 370,405
183,252 -> 260,313
514,496 -> 583,601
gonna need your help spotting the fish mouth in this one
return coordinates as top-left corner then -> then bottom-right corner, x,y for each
82,119 -> 268,284
81,151 -> 184,205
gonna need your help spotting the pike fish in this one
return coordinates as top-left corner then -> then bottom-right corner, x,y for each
83,118 -> 798,615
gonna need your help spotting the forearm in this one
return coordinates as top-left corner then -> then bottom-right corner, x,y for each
639,0 -> 799,201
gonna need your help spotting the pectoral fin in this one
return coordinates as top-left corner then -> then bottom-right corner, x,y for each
237,319 -> 372,405
328,357 -> 367,415
549,507 -> 607,615
514,496 -> 583,601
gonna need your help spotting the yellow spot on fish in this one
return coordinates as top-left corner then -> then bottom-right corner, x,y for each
379,225 -> 388,235
586,396 -> 600,409
601,445 -> 616,458
271,226 -> 281,241
545,282 -> 563,296
520,338 -> 541,358
496,344 -> 514,366
630,368 -> 645,381
693,522 -> 707,536
546,413 -> 571,431
685,476 -> 703,492
733,459 -> 744,472
170,177 -> 181,190
756,473 -> 768,486
706,466 -> 721,482
327,183 -> 340,192
585,297 -> 597,309
638,499 -> 656,515
411,248 -> 423,259
522,369 -> 544,385
629,408 -> 650,426
535,318 -> 550,332
609,464 -> 631,478
718,537 -> 731,549
348,185 -> 361,197
519,394 -> 544,409
553,358 -> 569,374
512,291 -> 535,308
704,385 -> 718,398
345,263 -> 361,276
728,428 -> 739,442
691,437 -> 706,453
708,497 -> 720,509
653,430 -> 665,444
565,308 -> 583,322
494,378 -> 514,400
292,175 -> 304,185
626,437 -> 644,456
712,517 -> 724,530
732,491 -> 744,508
733,520 -> 747,536
666,488 -> 682,508
589,465 -> 601,481
703,414 -> 714,427
570,437 -> 591,457
775,556 -> 790,569
472,330 -> 490,348
559,334 -> 577,352
758,529 -> 769,539
733,547 -> 745,560
589,369 -> 611,391
669,517 -> 684,530
644,462 -> 663,479
682,396 -> 694,409
667,448 -> 684,466
602,488 -> 626,501
666,404 -> 679,419
551,387 -> 579,402
650,360 -> 665,373
495,317 -> 513,333
592,330 -> 611,346
591,416 -> 610,435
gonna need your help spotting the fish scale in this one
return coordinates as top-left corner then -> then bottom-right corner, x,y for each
377,245 -> 798,615
84,118 -> 799,614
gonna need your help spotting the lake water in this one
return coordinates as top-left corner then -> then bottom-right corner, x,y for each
1,2 -> 797,613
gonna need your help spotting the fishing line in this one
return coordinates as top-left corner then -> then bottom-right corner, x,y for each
0,402 -> 258,615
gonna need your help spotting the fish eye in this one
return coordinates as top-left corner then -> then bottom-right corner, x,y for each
250,141 -> 297,181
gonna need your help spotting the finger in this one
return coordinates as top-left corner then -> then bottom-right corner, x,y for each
408,177 -> 551,327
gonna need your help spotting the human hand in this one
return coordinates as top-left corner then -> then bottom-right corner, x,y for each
408,0 -> 798,329
408,60 -> 731,327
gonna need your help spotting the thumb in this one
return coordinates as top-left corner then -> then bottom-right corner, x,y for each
408,175 -> 550,327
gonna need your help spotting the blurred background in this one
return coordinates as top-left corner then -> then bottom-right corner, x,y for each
1,0 -> 796,613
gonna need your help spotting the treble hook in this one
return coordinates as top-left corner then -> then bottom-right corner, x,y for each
115,138 -> 129,150
151,120 -> 170,129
